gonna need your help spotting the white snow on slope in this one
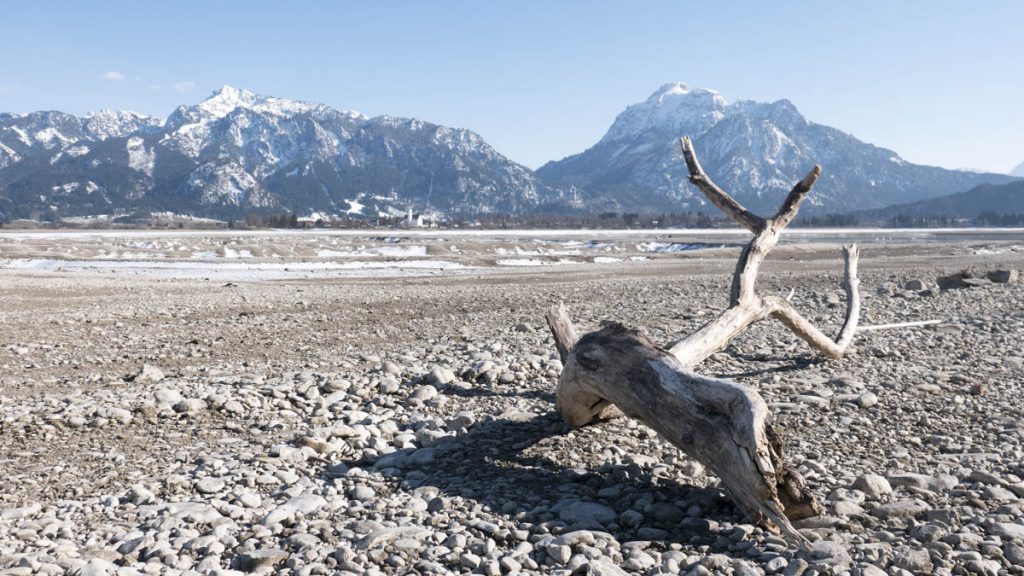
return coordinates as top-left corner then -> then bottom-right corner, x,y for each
127,137 -> 155,176
85,110 -> 163,140
601,82 -> 727,143
34,127 -> 76,149
0,142 -> 21,168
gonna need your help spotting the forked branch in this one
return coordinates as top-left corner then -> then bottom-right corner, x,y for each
541,136 -> 860,547
670,137 -> 860,367
680,136 -> 764,233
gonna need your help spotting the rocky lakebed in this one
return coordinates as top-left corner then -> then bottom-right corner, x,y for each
1,231 -> 1023,576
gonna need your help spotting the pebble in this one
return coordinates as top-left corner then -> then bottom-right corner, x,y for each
238,548 -> 288,572
856,391 -> 878,408
853,474 -> 892,500
558,501 -> 617,528
194,477 -> 225,494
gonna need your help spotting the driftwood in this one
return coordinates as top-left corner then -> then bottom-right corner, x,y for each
668,137 -> 860,367
545,136 -> 864,547
857,319 -> 943,331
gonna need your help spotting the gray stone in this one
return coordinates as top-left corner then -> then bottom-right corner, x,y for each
869,499 -> 929,519
135,364 -> 165,383
963,277 -> 994,287
988,522 -> 1024,541
552,530 -> 596,547
858,564 -> 887,576
238,491 -> 261,508
832,501 -> 864,516
351,485 -> 375,501
547,544 -> 572,564
636,527 -> 669,540
581,557 -> 630,576
106,407 -> 134,424
559,501 -> 617,527
904,278 -> 928,291
447,411 -> 476,430
765,556 -> 788,573
71,559 -> 117,576
1004,543 -> 1024,565
1,502 -> 41,520
987,269 -> 1019,283
782,557 -> 808,576
426,367 -> 455,385
648,502 -> 683,524
194,477 -> 225,494
153,388 -> 181,404
239,548 -> 288,573
261,494 -> 326,525
983,484 -> 1017,501
856,392 -> 879,408
460,552 -> 482,569
853,474 -> 891,500
937,271 -> 971,290
409,384 -> 438,402
809,540 -> 852,569
174,398 -> 206,413
357,526 -> 432,550
888,472 -> 958,492
893,546 -> 932,573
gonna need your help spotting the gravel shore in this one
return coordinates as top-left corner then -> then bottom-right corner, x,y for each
1,237 -> 1023,576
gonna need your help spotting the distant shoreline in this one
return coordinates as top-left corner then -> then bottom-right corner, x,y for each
3,226 -> 1024,241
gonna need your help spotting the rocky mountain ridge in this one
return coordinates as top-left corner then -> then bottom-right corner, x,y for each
0,83 -> 1015,221
538,83 -> 1014,215
0,86 -> 566,220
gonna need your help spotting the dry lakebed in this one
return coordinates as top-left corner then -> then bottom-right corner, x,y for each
1,228 -> 1023,576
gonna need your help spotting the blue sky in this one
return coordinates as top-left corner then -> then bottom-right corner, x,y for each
2,1 -> 1021,172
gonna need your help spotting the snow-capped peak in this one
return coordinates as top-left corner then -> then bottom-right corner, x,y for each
600,82 -> 728,143
1010,161 -> 1024,177
197,85 -> 260,118
194,85 -> 362,120
84,109 -> 164,140
648,82 -> 722,104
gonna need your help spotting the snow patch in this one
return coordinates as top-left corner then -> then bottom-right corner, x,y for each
127,137 -> 156,176
496,258 -> 580,267
637,241 -> 724,253
345,199 -> 364,215
34,127 -> 75,149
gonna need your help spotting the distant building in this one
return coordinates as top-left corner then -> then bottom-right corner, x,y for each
403,207 -> 425,227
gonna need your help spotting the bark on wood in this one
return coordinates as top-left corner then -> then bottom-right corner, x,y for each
546,311 -> 821,546
541,136 -> 866,548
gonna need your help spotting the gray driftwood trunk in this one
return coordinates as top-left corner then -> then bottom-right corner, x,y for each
545,136 -> 862,547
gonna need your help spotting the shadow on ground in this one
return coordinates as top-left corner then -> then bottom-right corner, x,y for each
328,410 -> 762,554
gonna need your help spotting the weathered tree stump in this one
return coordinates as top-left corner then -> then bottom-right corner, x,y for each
545,136 -> 862,547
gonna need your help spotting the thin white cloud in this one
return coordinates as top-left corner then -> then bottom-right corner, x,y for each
0,83 -> 22,94
172,80 -> 196,93
149,84 -> 164,92
101,71 -> 126,82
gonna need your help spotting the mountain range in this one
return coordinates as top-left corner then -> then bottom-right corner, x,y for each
855,180 -> 1024,221
0,84 -> 1017,221
539,83 -> 1015,215
0,87 -> 566,221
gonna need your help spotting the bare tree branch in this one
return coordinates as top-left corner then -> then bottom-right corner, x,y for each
772,166 -> 822,230
679,137 -> 763,233
670,139 -> 860,366
545,303 -> 578,363
541,135 -> 862,548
